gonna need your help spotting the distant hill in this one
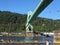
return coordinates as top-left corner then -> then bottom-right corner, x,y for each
0,11 -> 60,32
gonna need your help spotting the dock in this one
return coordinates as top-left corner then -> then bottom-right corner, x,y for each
0,41 -> 46,44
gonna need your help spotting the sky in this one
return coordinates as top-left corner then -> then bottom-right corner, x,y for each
0,0 -> 60,20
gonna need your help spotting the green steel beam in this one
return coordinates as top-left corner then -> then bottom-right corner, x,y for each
28,0 -> 53,23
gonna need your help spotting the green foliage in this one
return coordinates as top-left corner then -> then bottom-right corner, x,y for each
0,11 -> 60,32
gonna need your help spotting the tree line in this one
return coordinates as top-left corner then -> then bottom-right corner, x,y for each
0,11 -> 60,32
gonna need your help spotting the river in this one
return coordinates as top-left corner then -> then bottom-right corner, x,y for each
0,36 -> 53,45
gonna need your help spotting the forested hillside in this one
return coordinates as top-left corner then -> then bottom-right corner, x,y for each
0,11 -> 60,32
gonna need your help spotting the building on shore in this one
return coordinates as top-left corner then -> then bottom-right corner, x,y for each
53,29 -> 60,43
